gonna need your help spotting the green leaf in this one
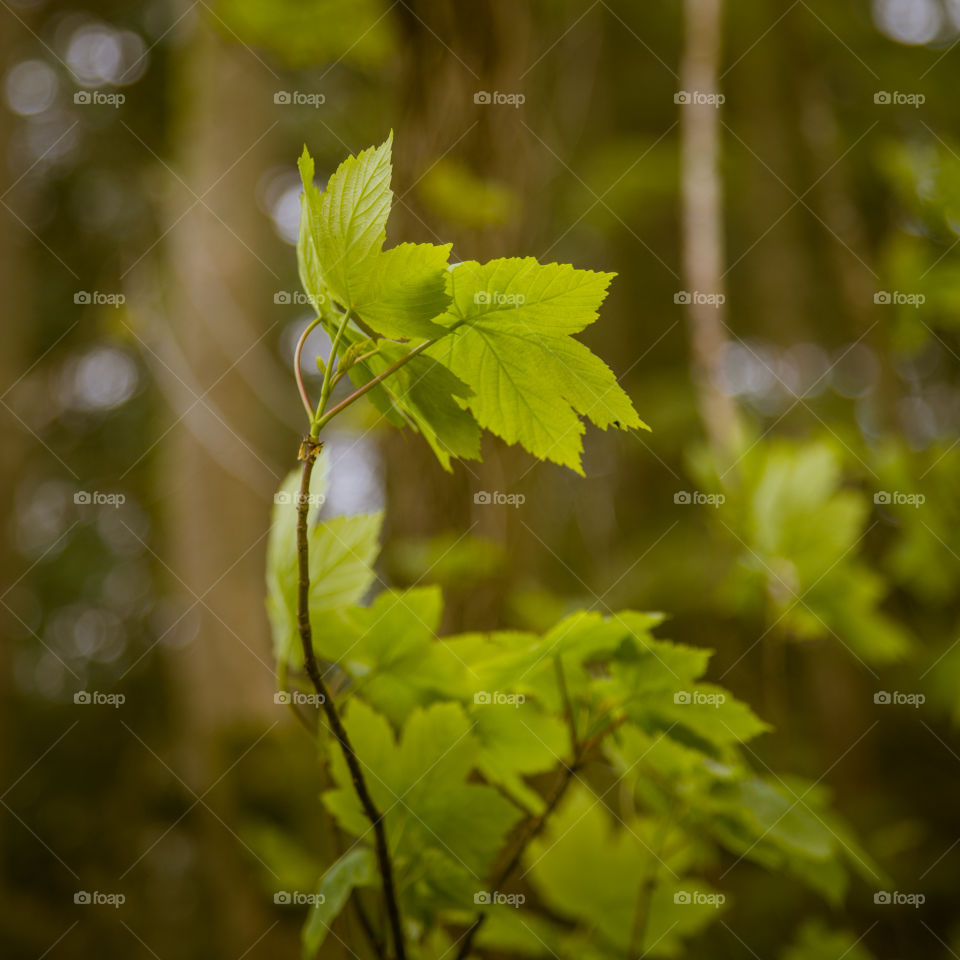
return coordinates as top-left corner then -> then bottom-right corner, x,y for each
302,847 -> 377,958
351,242 -> 453,340
351,342 -> 481,470
305,134 -> 394,310
266,465 -> 381,669
430,258 -> 646,473
323,701 -> 523,892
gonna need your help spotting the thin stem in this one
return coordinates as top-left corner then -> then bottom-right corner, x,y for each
294,317 -> 324,421
314,339 -> 433,434
311,310 -> 353,438
554,657 -> 579,754
295,449 -> 406,960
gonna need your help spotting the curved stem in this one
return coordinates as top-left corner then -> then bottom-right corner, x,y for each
294,317 -> 324,421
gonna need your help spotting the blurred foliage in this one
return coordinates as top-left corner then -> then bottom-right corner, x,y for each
2,0 -> 960,958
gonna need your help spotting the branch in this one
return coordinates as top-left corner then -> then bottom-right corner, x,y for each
295,445 -> 406,960
313,339 -> 433,433
454,746 -> 587,960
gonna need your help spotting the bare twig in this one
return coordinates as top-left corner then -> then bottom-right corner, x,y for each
295,444 -> 406,960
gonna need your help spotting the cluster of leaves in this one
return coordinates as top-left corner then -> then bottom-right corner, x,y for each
296,131 -> 646,473
263,136 -> 878,958
691,439 -> 914,666
266,462 -> 877,958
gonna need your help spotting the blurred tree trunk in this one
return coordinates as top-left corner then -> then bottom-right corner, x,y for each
680,0 -> 741,461
152,10 -> 290,955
